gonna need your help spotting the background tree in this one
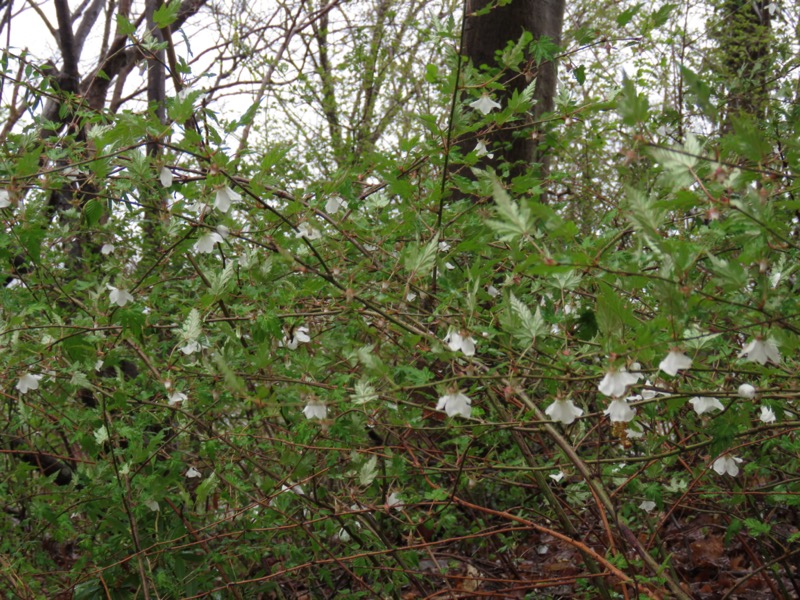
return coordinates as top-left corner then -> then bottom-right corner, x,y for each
457,0 -> 565,182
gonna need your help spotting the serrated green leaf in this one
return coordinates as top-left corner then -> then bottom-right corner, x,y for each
359,455 -> 379,486
153,0 -> 181,28
404,233 -> 439,278
351,380 -> 378,405
182,308 -> 202,341
486,177 -> 533,242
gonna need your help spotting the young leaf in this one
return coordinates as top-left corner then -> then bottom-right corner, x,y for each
486,177 -> 533,242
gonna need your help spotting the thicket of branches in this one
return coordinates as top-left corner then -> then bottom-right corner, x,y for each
1,0 -> 799,598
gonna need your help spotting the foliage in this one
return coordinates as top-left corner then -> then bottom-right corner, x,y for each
1,0 -> 799,598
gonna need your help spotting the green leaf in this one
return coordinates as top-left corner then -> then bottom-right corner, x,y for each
83,198 -> 104,227
351,380 -> 378,405
424,63 -> 438,83
507,292 -> 547,345
572,65 -> 586,85
616,76 -> 649,126
404,233 -> 439,278
359,455 -> 379,486
153,0 -> 181,28
486,177 -> 534,242
649,134 -> 703,189
182,308 -> 202,341
616,4 -> 642,26
115,14 -> 136,36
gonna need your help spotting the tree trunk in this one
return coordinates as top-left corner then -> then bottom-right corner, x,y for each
455,0 -> 565,188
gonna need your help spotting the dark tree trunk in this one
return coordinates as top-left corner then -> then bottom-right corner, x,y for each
455,0 -> 565,188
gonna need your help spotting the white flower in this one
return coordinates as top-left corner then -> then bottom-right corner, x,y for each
107,285 -> 134,307
168,391 -> 187,406
0,189 -> 10,208
144,499 -> 160,512
659,350 -> 692,377
386,492 -> 404,510
737,384 -> 756,399
16,373 -> 43,394
641,381 -> 657,400
739,337 -> 781,365
545,398 -> 583,425
759,405 -> 776,424
604,397 -> 636,423
436,391 -> 472,418
214,185 -> 241,213
627,427 -> 645,439
712,455 -> 743,477
185,466 -> 202,478
159,167 -> 173,188
443,329 -> 476,357
469,94 -> 502,115
406,292 -> 417,302
325,196 -> 344,213
597,369 -> 639,398
281,483 -> 305,496
101,243 -> 115,255
180,339 -> 203,355
639,500 -> 657,512
296,222 -> 321,240
474,139 -> 494,158
194,232 -> 223,254
689,396 -> 724,415
281,326 -> 310,350
549,471 -> 565,482
216,224 -> 230,239
487,285 -> 500,298
302,397 -> 328,420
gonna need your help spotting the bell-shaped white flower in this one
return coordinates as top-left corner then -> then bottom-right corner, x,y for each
325,196 -> 344,214
436,391 -> 472,418
159,166 -> 173,188
689,396 -> 724,415
0,189 -> 10,208
545,398 -> 583,425
712,455 -> 743,477
469,94 -> 502,115
640,380 -> 658,400
549,471 -> 565,482
598,369 -> 639,398
185,466 -> 202,478
759,405 -> 776,424
386,491 -> 404,510
281,325 -> 311,350
443,329 -> 476,357
737,383 -> 756,399
487,285 -> 500,298
302,397 -> 328,420
296,222 -> 321,240
16,372 -> 43,394
180,339 -> 203,355
101,243 -> 115,255
194,232 -> 223,254
604,397 -> 636,423
739,337 -> 781,365
107,285 -> 134,307
214,185 -> 241,213
168,391 -> 187,406
216,224 -> 230,239
474,139 -> 494,158
659,350 -> 692,377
